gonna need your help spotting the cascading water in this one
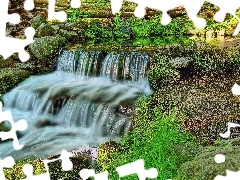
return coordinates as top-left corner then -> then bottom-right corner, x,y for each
0,49 -> 152,161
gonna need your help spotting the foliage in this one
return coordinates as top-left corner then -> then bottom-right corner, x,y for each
0,68 -> 30,94
192,47 -> 240,77
85,22 -> 113,40
148,53 -> 178,89
97,97 -> 198,180
66,8 -> 90,22
64,0 -> 240,44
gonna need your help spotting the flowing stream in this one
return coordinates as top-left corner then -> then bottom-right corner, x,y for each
0,49 -> 152,161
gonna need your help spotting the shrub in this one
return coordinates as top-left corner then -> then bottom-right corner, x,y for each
85,22 -> 113,40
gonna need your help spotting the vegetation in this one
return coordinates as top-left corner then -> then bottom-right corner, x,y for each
0,68 -> 30,94
96,97 -> 199,180
64,1 -> 240,46
3,1 -> 240,179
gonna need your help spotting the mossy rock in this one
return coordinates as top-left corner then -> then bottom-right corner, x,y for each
0,56 -> 15,68
174,146 -> 240,180
29,35 -> 67,60
0,121 -> 11,132
0,68 -> 30,94
30,14 -> 47,29
35,23 -> 55,38
58,29 -> 79,41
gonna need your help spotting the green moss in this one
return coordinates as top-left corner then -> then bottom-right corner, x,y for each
97,97 -> 199,180
0,68 -> 30,94
174,146 -> 240,180
29,36 -> 67,60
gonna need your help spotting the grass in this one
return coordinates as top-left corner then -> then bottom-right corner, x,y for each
97,97 -> 199,180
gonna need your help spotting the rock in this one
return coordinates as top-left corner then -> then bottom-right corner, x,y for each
14,62 -> 35,70
174,145 -> 240,180
35,119 -> 58,128
35,23 -> 55,38
58,29 -> 79,41
0,68 -> 30,94
120,25 -> 134,39
169,57 -> 193,69
0,121 -> 11,132
218,137 -> 240,147
169,57 -> 194,79
57,23 -> 74,31
74,19 -> 89,30
30,14 -> 46,29
51,25 -> 60,32
29,35 -> 67,60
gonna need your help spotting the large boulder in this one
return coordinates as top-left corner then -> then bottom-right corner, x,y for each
174,145 -> 240,180
30,14 -> 47,29
29,35 -> 67,60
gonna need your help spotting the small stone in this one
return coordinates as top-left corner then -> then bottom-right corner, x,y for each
169,57 -> 192,69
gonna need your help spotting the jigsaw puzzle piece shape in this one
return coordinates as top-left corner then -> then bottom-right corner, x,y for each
22,149 -> 73,180
58,149 -> 73,171
0,156 -> 15,180
79,169 -> 109,180
208,0 -> 240,22
24,0 -> 35,11
183,0 -> 206,29
110,0 -> 206,27
0,0 -> 35,62
116,159 -> 158,180
48,0 -> 81,22
110,0 -> 181,24
22,164 -> 50,180
219,122 -> 240,138
207,0 -> 240,36
110,0 -> 124,14
0,0 -> 19,38
1,27 -> 35,62
0,102 -> 28,150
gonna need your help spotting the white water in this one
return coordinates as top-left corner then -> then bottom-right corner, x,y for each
0,49 -> 152,161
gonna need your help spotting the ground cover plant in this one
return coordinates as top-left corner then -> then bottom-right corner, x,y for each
96,97 -> 200,180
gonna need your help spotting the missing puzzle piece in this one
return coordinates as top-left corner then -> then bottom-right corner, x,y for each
116,159 -> 158,180
0,27 -> 35,62
48,0 -> 81,22
0,102 -> 28,150
110,0 -> 206,28
22,149 -> 73,180
0,156 -> 15,180
0,0 -> 35,62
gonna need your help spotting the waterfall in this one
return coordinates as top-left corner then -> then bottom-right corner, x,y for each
0,49 -> 152,161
